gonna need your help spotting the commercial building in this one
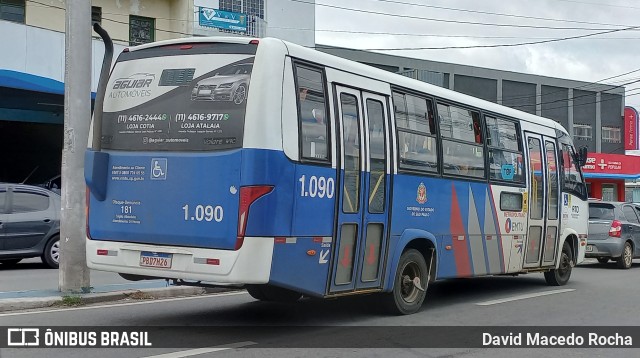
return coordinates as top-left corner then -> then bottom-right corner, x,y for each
1,0 -> 636,200
319,46 -> 632,201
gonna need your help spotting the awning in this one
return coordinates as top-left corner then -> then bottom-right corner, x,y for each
0,69 -> 65,95
0,70 -> 97,124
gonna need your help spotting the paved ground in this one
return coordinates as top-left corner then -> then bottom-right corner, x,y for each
0,259 -> 638,357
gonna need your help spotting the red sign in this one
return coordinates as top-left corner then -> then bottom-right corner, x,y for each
582,152 -> 640,176
624,106 -> 638,150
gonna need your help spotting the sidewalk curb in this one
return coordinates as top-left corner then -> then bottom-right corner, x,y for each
0,286 -> 235,313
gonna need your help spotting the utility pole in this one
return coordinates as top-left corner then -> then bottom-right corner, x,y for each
60,0 -> 91,293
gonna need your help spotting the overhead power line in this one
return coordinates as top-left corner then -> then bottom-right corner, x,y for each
315,23 -> 640,51
292,0 -> 625,31
369,0 -> 634,28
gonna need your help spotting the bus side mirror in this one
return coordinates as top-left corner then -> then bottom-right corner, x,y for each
578,146 -> 588,167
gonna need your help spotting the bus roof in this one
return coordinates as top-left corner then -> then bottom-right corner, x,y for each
126,36 -> 568,137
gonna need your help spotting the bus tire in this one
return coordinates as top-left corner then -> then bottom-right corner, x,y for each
383,249 -> 429,315
544,241 -> 572,286
246,285 -> 302,302
245,285 -> 268,301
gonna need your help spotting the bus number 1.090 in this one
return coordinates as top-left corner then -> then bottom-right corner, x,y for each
182,204 -> 224,222
298,175 -> 335,199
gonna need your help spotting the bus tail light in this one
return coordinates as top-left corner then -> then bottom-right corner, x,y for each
609,220 -> 622,238
86,186 -> 93,240
236,185 -> 274,250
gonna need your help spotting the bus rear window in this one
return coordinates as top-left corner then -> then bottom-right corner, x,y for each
99,43 -> 256,151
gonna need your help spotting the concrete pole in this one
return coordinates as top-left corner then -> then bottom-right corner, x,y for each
60,0 -> 91,293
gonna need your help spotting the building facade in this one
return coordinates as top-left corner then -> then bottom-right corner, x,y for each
319,46 -> 628,201
0,0 -> 314,183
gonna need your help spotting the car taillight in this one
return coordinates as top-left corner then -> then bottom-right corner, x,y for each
236,185 -> 273,250
609,220 -> 622,238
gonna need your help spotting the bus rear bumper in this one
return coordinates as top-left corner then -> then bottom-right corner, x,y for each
86,237 -> 274,284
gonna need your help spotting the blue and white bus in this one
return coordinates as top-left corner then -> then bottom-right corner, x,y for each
85,35 -> 588,314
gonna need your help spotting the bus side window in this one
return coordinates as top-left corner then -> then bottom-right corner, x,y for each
438,103 -> 485,178
394,91 -> 438,172
295,64 -> 329,161
486,116 -> 524,184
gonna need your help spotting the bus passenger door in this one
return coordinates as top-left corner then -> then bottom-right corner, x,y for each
523,133 -> 549,269
541,139 -> 560,266
329,86 -> 391,293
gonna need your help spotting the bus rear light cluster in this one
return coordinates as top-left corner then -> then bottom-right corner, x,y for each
86,187 -> 93,240
96,249 -> 117,256
609,220 -> 622,238
235,185 -> 274,250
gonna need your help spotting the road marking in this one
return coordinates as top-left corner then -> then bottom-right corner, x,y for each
141,341 -> 256,358
0,291 -> 249,317
476,288 -> 575,306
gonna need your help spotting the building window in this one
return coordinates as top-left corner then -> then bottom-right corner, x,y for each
0,0 -> 25,23
92,6 -> 102,25
129,15 -> 155,46
602,126 -> 621,143
219,0 -> 264,18
573,123 -> 592,141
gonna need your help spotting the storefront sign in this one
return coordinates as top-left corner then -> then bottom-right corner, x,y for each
582,152 -> 640,179
624,106 -> 638,150
198,7 -> 247,32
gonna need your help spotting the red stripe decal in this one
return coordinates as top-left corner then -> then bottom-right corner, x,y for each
450,184 -> 472,277
275,237 -> 286,244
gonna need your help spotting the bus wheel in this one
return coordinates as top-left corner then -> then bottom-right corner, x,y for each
246,285 -> 302,302
384,249 -> 428,315
544,241 -> 573,286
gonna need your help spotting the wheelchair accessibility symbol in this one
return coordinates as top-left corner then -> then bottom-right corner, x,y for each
151,158 -> 167,180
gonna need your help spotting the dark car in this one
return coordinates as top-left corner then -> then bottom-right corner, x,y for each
41,175 -> 61,195
587,201 -> 640,269
0,183 -> 61,268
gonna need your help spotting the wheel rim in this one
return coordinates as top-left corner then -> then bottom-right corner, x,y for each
399,261 -> 421,304
234,86 -> 246,104
624,245 -> 632,267
557,251 -> 571,278
51,241 -> 60,264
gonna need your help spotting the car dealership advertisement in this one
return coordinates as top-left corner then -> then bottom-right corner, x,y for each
101,50 -> 254,151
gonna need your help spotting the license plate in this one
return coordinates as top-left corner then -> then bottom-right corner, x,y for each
140,251 -> 172,269
586,245 -> 593,252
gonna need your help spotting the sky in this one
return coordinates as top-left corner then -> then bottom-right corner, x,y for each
313,0 -> 640,110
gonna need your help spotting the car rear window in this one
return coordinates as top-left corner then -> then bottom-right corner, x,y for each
589,203 -> 615,220
99,43 -> 257,151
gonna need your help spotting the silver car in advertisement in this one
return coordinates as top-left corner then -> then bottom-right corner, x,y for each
191,63 -> 251,104
587,201 -> 640,269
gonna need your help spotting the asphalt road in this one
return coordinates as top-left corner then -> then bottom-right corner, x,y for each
0,259 -> 639,357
